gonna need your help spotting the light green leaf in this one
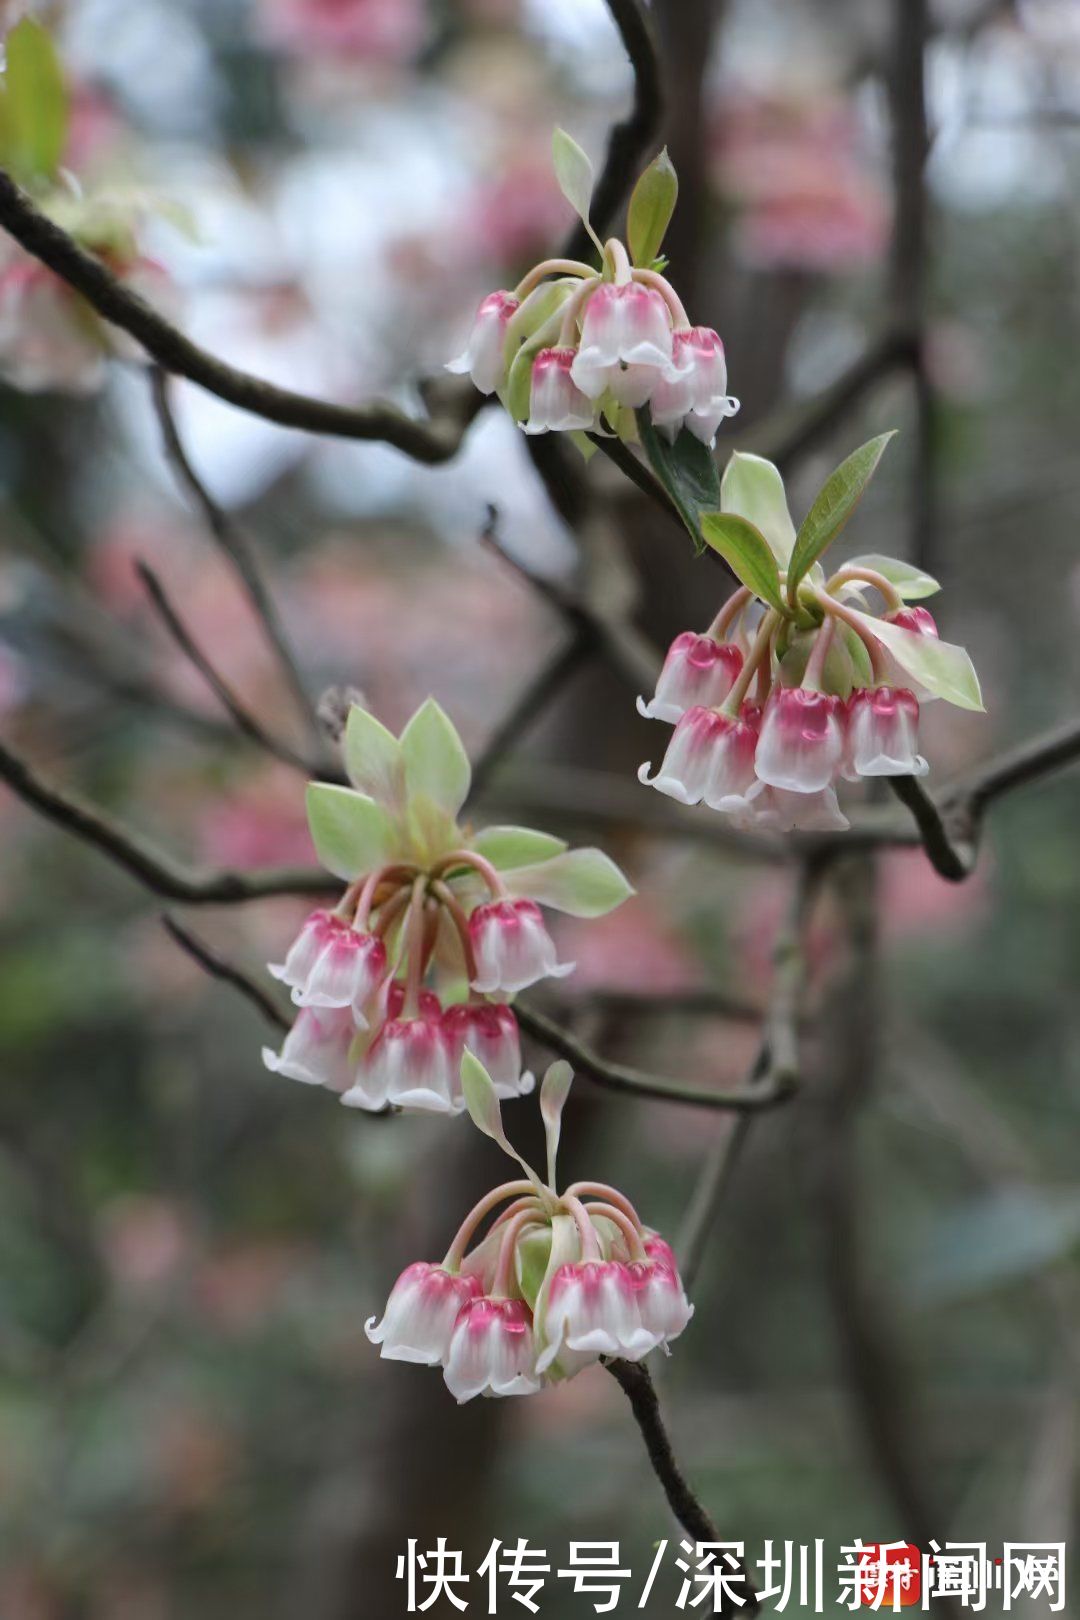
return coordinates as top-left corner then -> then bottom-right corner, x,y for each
778,628 -> 858,699
515,1226 -> 554,1310
343,706 -> 403,808
504,848 -> 634,917
470,826 -> 568,869
720,451 -> 796,565
699,512 -> 787,614
551,127 -> 600,251
853,611 -> 984,711
2,19 -> 68,183
637,407 -> 722,554
305,784 -> 396,879
627,147 -> 678,267
400,698 -> 471,819
836,620 -> 875,688
460,1051 -> 544,1188
846,553 -> 941,601
788,432 -> 896,596
539,1060 -> 574,1188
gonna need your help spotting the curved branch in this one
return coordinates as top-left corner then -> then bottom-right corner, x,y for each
562,0 -> 663,261
0,735 -> 336,904
0,169 -> 462,462
163,915 -> 290,1030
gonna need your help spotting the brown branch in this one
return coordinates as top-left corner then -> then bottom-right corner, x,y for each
604,1359 -> 759,1612
515,1002 -> 795,1113
136,560 -> 317,774
0,168 -> 462,462
563,0 -> 663,261
0,734 -> 336,904
149,368 -> 320,737
163,915 -> 289,1031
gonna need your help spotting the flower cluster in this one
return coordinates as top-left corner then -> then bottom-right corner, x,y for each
448,135 -> 738,446
366,1057 -> 692,1401
263,699 -> 632,1113
638,446 -> 983,832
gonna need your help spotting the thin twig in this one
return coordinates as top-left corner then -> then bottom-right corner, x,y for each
515,1002 -> 794,1113
604,1359 -> 759,1612
149,368 -> 320,738
0,169 -> 463,461
137,561 -> 316,774
0,735 -> 335,904
563,0 -> 663,260
163,915 -> 289,1031
469,634 -> 592,797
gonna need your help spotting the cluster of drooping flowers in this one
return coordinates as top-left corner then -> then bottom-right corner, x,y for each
0,18 -> 177,394
366,1056 -> 693,1401
637,443 -> 984,832
448,133 -> 738,447
263,699 -> 632,1113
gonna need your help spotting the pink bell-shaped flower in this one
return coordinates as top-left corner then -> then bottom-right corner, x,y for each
469,899 -> 574,995
365,1261 -> 482,1366
445,289 -> 519,395
343,998 -> 454,1114
629,1256 -> 694,1347
725,781 -> 850,833
570,283 -> 679,407
637,632 -> 743,723
638,705 -> 752,806
522,347 -> 596,433
648,326 -> 740,445
844,686 -> 927,778
536,1261 -> 660,1374
442,1002 -> 535,1104
754,688 -> 846,794
881,605 -> 940,699
271,912 -> 387,1022
443,1296 -> 542,1402
261,1005 -> 355,1091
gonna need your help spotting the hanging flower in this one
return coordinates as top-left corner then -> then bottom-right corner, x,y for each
261,1005 -> 356,1091
365,1262 -> 482,1365
637,631 -> 743,723
469,898 -> 574,995
445,290 -> 519,395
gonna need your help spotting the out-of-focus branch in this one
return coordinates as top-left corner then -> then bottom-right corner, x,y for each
0,169 -> 464,461
570,986 -> 763,1023
149,368 -> 321,738
469,635 -> 591,798
516,1001 -> 796,1113
563,0 -> 663,260
163,915 -> 290,1030
137,561 -> 318,775
0,734 -> 335,903
605,1358 -> 759,1613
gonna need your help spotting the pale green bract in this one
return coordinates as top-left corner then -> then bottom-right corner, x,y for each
720,452 -> 796,566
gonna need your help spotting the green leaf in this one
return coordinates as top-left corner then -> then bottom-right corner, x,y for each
852,611 -> 985,711
846,553 -> 941,601
836,620 -> 875,688
787,432 -> 896,597
470,826 -> 568,870
460,1051 -> 544,1189
504,848 -> 634,917
305,784 -> 396,879
400,698 -> 471,819
627,147 -> 678,267
637,407 -> 722,553
551,127 -> 601,252
720,451 -> 796,565
539,1060 -> 574,1187
699,512 -> 787,614
2,19 -> 67,184
515,1226 -> 554,1310
343,706 -> 403,808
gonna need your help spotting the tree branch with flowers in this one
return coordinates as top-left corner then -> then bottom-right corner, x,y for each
1,1 -> 1079,1604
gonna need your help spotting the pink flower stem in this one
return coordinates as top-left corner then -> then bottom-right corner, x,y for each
443,1179 -> 540,1271
557,275 -> 600,345
354,864 -> 416,928
604,237 -> 634,287
707,586 -> 752,641
721,609 -> 779,717
564,1181 -> 644,1230
825,564 -> 905,614
630,266 -> 690,329
813,588 -> 888,680
801,615 -> 836,694
430,879 -> 479,983
430,849 -> 507,897
561,1194 -> 601,1262
493,1209 -> 546,1298
513,258 -> 597,299
401,875 -> 428,1019
582,1201 -> 648,1261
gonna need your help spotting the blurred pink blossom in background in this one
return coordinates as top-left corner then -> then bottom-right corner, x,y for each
257,0 -> 427,61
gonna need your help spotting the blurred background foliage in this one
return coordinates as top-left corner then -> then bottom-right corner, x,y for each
0,0 -> 1079,1615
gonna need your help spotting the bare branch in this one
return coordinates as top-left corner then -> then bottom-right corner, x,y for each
0,734 -> 335,904
163,915 -> 289,1031
0,169 -> 463,461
